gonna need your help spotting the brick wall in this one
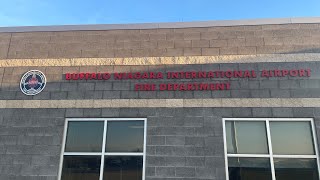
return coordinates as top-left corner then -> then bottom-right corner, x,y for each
1,107 -> 319,180
1,61 -> 320,100
0,22 -> 320,180
0,23 -> 320,59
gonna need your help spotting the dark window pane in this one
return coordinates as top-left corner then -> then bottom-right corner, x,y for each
106,121 -> 144,152
65,121 -> 104,152
270,122 -> 315,155
228,157 -> 272,180
274,158 -> 319,180
61,156 -> 101,180
226,121 -> 269,154
103,156 -> 143,180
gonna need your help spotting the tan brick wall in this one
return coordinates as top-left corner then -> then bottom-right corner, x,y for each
0,33 -> 11,59
0,23 -> 320,59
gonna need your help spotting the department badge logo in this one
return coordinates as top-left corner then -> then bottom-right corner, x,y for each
20,70 -> 46,95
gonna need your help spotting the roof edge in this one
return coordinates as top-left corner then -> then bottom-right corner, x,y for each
1,17 -> 320,33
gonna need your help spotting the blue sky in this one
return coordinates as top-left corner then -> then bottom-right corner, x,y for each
0,0 -> 319,26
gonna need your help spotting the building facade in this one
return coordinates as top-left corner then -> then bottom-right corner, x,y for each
0,18 -> 320,180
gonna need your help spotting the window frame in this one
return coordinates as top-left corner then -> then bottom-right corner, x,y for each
58,118 -> 147,180
223,118 -> 320,180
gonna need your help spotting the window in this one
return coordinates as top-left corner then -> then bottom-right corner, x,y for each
58,118 -> 147,180
223,118 -> 320,180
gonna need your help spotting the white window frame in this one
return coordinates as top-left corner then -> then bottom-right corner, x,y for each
58,118 -> 147,180
222,118 -> 320,180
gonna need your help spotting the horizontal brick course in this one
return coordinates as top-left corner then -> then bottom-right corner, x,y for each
2,22 -> 319,59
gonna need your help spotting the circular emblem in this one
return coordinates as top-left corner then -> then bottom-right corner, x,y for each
20,70 -> 46,95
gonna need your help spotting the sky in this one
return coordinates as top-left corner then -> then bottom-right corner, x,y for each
0,0 -> 319,27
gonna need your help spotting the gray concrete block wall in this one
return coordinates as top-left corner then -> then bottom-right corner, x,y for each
0,108 -> 65,180
0,107 -> 319,180
1,61 -> 320,100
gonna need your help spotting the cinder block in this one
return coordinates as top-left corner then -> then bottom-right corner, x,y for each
157,40 -> 174,48
165,136 -> 185,145
245,37 -> 264,46
119,108 -> 139,117
227,38 -> 245,47
155,167 -> 175,177
195,167 -> 217,179
157,91 -> 175,99
145,167 -> 155,177
210,39 -> 228,47
139,91 -> 158,99
123,41 -> 141,49
299,79 -> 320,88
67,91 -> 85,99
141,41 -> 157,49
270,89 -> 290,98
112,82 -> 130,90
174,40 -> 192,48
0,46 -> 8,59
232,108 -> 252,117
166,33 -> 184,40
66,109 -> 84,117
238,46 -> 257,55
149,49 -> 167,57
292,107 -> 314,117
231,90 -> 251,98
186,157 -> 205,166
114,49 -> 131,57
201,32 -> 219,40
279,80 -> 300,89
220,47 -> 238,55
191,40 -> 209,48
185,137 -> 205,147
291,89 -> 320,98
257,46 -> 276,54
166,48 -> 183,56
120,91 -> 139,98
95,82 -> 112,91
194,91 -> 212,98
252,107 -> 272,117
101,108 -> 119,117
183,48 -> 201,56
146,156 -> 165,166
272,108 -> 294,117
165,156 -> 186,166
260,80 -> 278,89
149,34 -> 166,41
275,45 -> 296,54
264,37 -> 284,46
184,32 -> 201,40
147,136 -> 165,145
50,92 -> 67,99
103,91 -> 120,99
83,109 -> 101,117
176,167 -> 195,177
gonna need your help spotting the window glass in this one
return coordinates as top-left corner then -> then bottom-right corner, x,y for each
225,119 -> 320,180
226,121 -> 269,154
61,156 -> 101,180
103,156 -> 143,180
226,122 -> 235,153
65,121 -> 104,152
61,119 -> 145,180
274,158 -> 319,180
228,157 -> 272,180
106,121 -> 144,152
270,122 -> 315,155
